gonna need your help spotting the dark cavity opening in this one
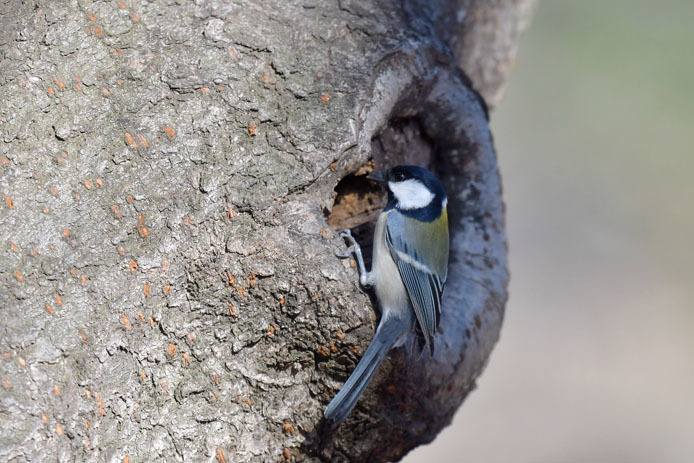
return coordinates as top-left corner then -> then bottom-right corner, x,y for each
326,118 -> 438,267
371,118 -> 436,171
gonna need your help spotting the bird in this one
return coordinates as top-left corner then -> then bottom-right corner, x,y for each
324,165 -> 449,425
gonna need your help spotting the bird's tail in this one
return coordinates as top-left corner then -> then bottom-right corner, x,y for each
324,316 -> 408,425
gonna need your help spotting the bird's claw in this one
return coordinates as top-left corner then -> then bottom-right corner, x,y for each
339,229 -> 354,242
336,228 -> 370,286
336,246 -> 355,259
336,229 -> 357,258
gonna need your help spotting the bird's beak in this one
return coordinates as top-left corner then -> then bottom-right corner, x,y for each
367,172 -> 387,185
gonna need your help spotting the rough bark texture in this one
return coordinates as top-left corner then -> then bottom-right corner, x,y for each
0,0 -> 529,462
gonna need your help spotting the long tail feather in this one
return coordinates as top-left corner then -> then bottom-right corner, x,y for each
324,317 -> 407,424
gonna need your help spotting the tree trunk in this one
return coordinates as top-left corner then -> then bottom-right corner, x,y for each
0,0 -> 530,461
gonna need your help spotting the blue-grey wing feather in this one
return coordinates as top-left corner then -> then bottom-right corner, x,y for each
385,210 -> 448,353
396,258 -> 438,343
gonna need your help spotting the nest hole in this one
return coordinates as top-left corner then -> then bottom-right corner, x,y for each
326,118 -> 438,265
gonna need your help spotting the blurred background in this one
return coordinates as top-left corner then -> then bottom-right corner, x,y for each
407,1 -> 694,461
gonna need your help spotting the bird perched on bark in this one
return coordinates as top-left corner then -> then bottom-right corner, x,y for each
325,165 -> 449,425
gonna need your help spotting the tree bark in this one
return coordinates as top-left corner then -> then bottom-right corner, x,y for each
0,0 -> 530,461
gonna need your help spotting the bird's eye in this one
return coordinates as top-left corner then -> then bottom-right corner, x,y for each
392,172 -> 405,182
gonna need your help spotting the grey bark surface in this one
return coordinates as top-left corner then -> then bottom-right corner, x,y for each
0,1 -> 529,462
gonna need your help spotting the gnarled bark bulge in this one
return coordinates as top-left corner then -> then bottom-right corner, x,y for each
0,0 -> 531,461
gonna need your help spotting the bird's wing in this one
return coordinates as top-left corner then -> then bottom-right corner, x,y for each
385,209 -> 449,353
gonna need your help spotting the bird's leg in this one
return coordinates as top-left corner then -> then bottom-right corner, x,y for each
338,229 -> 374,288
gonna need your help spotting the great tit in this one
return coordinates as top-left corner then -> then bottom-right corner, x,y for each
324,165 -> 449,425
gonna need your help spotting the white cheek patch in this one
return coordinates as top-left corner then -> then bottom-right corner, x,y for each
388,179 -> 435,210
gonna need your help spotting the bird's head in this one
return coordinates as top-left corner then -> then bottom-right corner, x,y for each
369,165 -> 447,219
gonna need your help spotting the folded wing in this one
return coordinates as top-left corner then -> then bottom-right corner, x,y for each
385,209 -> 448,354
